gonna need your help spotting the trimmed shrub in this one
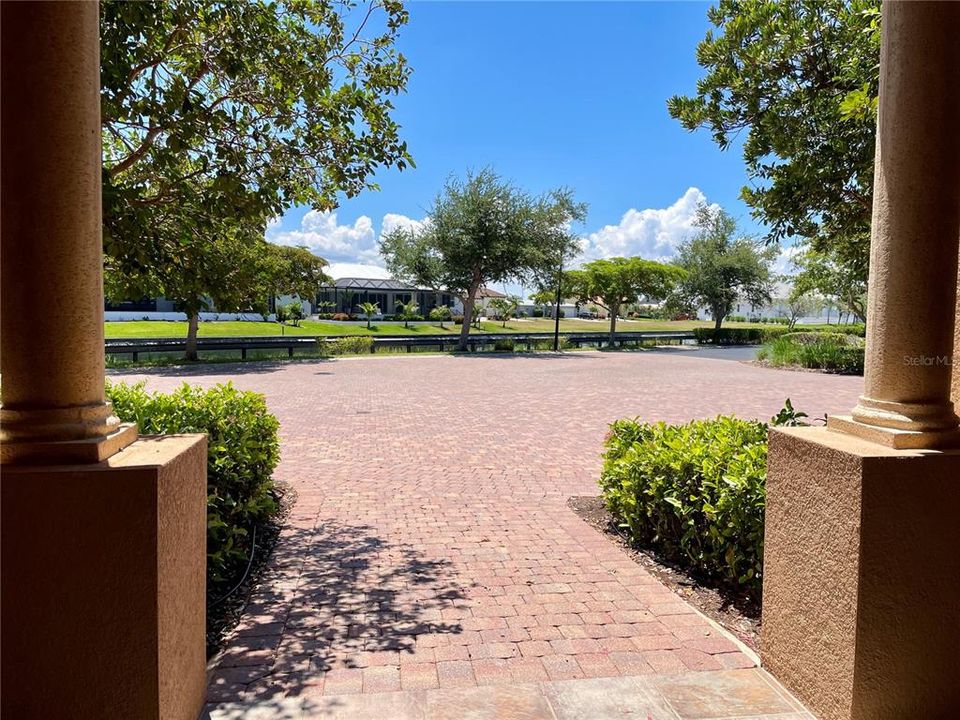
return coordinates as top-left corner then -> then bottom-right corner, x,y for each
105,381 -> 280,587
600,414 -> 768,591
452,314 -> 465,325
331,312 -> 350,321
493,338 -> 515,352
326,336 -> 374,355
532,307 -> 544,317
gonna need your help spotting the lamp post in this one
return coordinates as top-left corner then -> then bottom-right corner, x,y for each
553,255 -> 564,352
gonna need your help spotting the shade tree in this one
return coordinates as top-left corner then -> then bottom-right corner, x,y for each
669,205 -> 776,331
380,168 -> 586,350
565,257 -> 685,344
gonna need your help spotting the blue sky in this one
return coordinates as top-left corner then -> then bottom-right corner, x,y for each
268,1 -> 783,288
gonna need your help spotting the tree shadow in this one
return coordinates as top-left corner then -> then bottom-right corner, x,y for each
107,357 -> 335,378
208,519 -> 468,704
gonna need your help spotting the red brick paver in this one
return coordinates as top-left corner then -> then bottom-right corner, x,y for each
119,350 -> 861,704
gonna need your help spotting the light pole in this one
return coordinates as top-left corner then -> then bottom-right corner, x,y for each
553,255 -> 563,352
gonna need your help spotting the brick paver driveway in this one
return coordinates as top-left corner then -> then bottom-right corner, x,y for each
121,350 -> 862,718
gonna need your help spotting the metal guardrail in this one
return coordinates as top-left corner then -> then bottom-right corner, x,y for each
105,330 -> 698,361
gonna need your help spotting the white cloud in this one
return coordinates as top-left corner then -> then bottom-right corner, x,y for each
578,187 -> 717,264
325,262 -> 392,280
381,212 -> 428,236
266,210 -> 428,271
267,210 -> 376,261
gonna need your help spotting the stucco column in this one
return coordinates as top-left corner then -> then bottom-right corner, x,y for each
1,1 -> 136,462
832,1 -> 960,447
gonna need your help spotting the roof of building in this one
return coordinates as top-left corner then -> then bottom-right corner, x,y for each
329,277 -> 418,291
476,287 -> 507,298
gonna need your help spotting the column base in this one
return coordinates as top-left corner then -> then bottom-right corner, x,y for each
763,427 -> 960,720
0,421 -> 138,463
828,414 -> 960,449
1,434 -> 208,720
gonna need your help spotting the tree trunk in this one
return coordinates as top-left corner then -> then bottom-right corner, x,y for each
458,292 -> 477,352
713,309 -> 723,331
185,311 -> 199,360
608,305 -> 618,347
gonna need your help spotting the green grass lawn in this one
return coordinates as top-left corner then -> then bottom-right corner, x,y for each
104,317 -> 769,339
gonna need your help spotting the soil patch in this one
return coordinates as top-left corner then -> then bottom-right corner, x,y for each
568,495 -> 761,653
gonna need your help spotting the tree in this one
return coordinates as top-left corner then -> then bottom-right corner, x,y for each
670,205 -> 776,331
667,0 -> 880,280
565,258 -> 685,344
792,249 -> 867,323
100,0 -> 411,350
489,296 -> 520,328
357,301 -> 380,330
777,288 -> 824,330
269,245 -> 330,304
429,305 -> 452,329
394,298 -> 419,329
380,168 -> 586,350
105,233 -> 328,359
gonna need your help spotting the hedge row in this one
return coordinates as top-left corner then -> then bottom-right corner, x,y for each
694,323 -> 865,346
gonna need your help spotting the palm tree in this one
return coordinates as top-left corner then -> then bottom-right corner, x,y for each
357,301 -> 380,329
489,296 -> 520,328
429,305 -> 452,329
395,298 -> 419,329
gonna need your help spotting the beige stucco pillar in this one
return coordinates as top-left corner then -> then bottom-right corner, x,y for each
1,0 -> 136,463
828,1 -> 960,448
763,4 -> 960,719
1,4 -> 208,718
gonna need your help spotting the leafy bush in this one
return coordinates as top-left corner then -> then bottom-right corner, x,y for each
533,337 -> 570,351
600,414 -> 769,591
332,312 -> 351,321
757,332 -> 864,374
493,338 -> 515,352
532,307 -> 544,317
105,381 -> 280,587
452,314 -> 465,325
323,336 -> 374,355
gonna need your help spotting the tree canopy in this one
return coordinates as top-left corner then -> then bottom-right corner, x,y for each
565,257 -> 685,342
667,0 -> 880,284
669,205 -> 776,330
380,168 -> 586,350
100,0 -> 411,353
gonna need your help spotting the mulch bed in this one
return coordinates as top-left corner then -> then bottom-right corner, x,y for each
206,481 -> 296,657
568,495 -> 761,653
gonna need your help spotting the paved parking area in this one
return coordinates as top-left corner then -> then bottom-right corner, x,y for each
120,351 -> 861,717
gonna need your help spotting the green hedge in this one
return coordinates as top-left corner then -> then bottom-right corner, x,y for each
600,415 -> 769,591
317,336 -> 374,355
693,327 -> 786,345
757,332 -> 864,374
105,382 -> 281,587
